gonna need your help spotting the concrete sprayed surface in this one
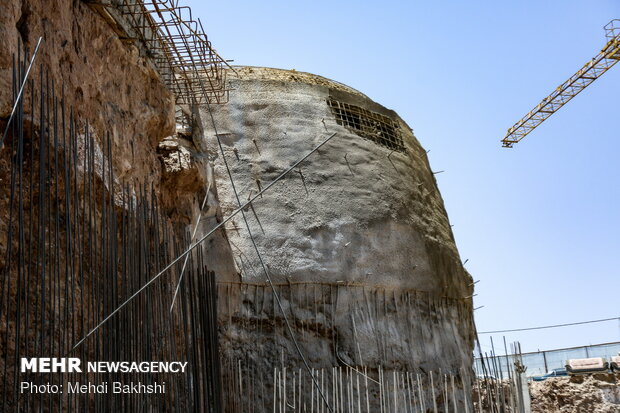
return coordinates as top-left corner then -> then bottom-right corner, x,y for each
202,66 -> 470,297
199,66 -> 475,407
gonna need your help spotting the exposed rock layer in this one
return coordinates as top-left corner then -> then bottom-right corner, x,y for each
531,375 -> 620,413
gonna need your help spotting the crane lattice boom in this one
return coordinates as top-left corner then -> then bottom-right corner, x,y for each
502,20 -> 620,148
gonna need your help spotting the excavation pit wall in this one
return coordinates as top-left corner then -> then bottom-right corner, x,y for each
0,0 -> 176,189
200,66 -> 476,410
217,282 -> 474,412
218,282 -> 471,371
0,1 -> 235,410
0,1 -> 476,407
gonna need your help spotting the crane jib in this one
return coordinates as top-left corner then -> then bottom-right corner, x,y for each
502,19 -> 620,148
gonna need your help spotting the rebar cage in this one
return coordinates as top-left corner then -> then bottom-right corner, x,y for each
88,0 -> 229,106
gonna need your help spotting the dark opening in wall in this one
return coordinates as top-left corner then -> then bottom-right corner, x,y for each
327,98 -> 406,152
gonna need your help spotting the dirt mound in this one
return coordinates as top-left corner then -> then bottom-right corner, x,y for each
530,374 -> 620,412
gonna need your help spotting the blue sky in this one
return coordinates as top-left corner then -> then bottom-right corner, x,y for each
186,0 -> 620,354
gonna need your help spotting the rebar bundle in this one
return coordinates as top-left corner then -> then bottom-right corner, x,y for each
214,281 -> 475,412
472,340 -> 531,413
222,360 -> 471,413
0,43 -> 221,412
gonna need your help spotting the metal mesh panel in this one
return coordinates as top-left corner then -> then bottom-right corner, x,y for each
327,98 -> 406,153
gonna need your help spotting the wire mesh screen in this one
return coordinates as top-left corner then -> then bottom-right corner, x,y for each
327,98 -> 406,153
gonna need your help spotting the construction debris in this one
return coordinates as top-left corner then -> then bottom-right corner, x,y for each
530,375 -> 620,413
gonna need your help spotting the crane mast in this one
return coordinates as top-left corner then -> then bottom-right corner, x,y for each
502,19 -> 620,148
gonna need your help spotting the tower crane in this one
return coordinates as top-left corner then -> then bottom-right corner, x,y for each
502,19 -> 620,148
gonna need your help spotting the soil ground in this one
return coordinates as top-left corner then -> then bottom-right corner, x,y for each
530,374 -> 620,412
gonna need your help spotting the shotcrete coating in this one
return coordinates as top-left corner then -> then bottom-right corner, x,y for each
197,66 -> 476,409
201,67 -> 471,293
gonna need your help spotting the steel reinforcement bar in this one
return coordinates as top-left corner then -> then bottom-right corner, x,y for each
86,0 -> 230,107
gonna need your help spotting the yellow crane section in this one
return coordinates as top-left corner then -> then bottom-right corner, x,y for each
502,20 -> 620,148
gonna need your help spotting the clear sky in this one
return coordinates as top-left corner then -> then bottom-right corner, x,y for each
186,0 -> 620,354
